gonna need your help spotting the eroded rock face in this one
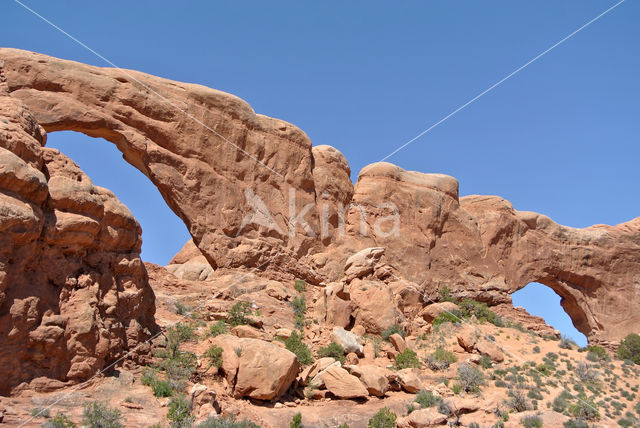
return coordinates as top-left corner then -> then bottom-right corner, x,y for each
2,48 -> 639,345
0,77 -> 156,394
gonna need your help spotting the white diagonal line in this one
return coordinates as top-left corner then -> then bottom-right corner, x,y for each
12,0 -> 284,179
379,0 -> 626,163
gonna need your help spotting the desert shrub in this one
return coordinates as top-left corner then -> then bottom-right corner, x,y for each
167,395 -> 194,428
432,311 -> 461,327
159,350 -> 198,390
82,401 -> 123,428
152,379 -> 173,397
227,302 -> 254,326
414,390 -> 442,408
553,390 -> 572,413
175,301 -> 188,315
31,407 -> 50,418
426,347 -> 457,370
294,279 -> 306,293
317,342 -> 345,363
617,334 -> 640,365
290,295 -> 307,330
575,362 -> 599,383
368,408 -> 396,428
195,416 -> 260,428
559,335 -> 577,350
394,349 -> 421,369
528,389 -> 543,401
438,285 -> 455,302
568,397 -> 599,420
533,346 -> 541,353
43,413 -> 77,428
290,412 -> 303,428
204,345 -> 224,369
284,330 -> 313,365
457,363 -> 485,393
141,366 -> 158,386
586,345 -> 608,360
521,414 -> 543,428
381,324 -> 405,341
171,323 -> 196,342
479,354 -> 493,369
508,389 -> 531,412
563,420 -> 590,428
209,320 -> 227,337
437,400 -> 453,416
458,298 -> 496,324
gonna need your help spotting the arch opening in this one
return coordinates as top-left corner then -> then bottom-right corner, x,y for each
47,130 -> 190,265
512,282 -> 587,347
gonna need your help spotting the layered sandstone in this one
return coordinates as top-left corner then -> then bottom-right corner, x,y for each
1,48 -> 638,346
0,73 -> 156,394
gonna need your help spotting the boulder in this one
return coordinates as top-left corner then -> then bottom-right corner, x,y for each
332,327 -> 364,356
396,368 -> 424,393
231,325 -> 267,340
476,340 -> 504,362
347,365 -> 390,397
420,302 -> 460,322
212,335 -> 299,400
301,357 -> 337,386
402,408 -> 447,427
321,366 -> 368,399
389,333 -> 407,352
456,325 -> 478,352
348,279 -> 400,334
344,247 -> 385,281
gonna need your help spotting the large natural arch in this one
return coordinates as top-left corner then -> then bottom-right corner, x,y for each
2,48 -> 639,346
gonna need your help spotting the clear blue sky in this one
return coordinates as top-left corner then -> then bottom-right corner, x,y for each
3,1 -> 639,345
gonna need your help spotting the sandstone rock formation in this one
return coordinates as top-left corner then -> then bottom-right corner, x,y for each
0,73 -> 156,394
1,48 -> 639,346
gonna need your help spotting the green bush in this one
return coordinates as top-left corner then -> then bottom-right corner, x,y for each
159,351 -> 198,390
617,334 -> 640,365
290,295 -> 307,330
521,415 -> 543,428
432,311 -> 461,327
194,416 -> 260,428
141,366 -> 158,386
587,345 -> 608,360
479,354 -> 493,369
204,345 -> 224,369
381,324 -> 405,341
456,363 -> 485,393
284,330 -> 314,365
31,407 -> 50,418
367,408 -> 396,428
82,401 -> 123,428
175,301 -> 188,315
209,320 -> 227,337
152,379 -> 173,397
458,298 -> 496,324
414,390 -> 442,408
227,302 -> 254,326
438,285 -> 455,302
394,349 -> 421,369
167,395 -> 194,428
563,420 -> 590,428
290,412 -> 303,428
43,413 -> 76,428
317,342 -> 345,363
559,335 -> 577,350
426,347 -> 457,370
294,279 -> 306,293
507,389 -> 531,412
568,397 -> 599,420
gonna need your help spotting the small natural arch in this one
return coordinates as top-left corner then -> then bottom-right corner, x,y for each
512,282 -> 588,347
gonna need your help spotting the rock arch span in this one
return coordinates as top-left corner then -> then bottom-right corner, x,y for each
1,48 -> 639,346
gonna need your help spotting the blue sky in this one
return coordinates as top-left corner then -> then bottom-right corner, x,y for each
4,1 -> 639,345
